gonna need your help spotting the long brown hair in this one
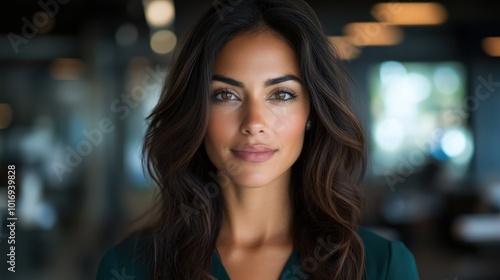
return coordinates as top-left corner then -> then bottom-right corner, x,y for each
138,0 -> 366,279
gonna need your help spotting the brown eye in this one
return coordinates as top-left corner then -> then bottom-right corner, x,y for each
275,92 -> 289,100
221,92 -> 235,100
213,89 -> 238,103
270,89 -> 297,102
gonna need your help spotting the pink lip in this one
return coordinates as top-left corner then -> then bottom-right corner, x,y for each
231,145 -> 277,163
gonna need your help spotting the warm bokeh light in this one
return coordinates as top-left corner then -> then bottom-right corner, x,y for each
328,36 -> 361,60
0,103 -> 13,129
372,2 -> 447,25
32,12 -> 55,34
150,29 -> 177,54
50,58 -> 85,80
144,0 -> 175,27
343,22 -> 403,46
482,37 -> 500,57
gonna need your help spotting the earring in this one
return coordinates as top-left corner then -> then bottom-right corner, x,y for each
306,120 -> 311,130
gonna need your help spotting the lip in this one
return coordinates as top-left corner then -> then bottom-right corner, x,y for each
231,145 -> 277,163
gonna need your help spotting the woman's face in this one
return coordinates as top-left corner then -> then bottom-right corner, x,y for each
204,31 -> 310,188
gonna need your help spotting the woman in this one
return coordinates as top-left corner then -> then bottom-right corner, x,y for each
96,0 -> 419,279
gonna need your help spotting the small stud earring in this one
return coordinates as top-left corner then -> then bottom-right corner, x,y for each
306,120 -> 311,130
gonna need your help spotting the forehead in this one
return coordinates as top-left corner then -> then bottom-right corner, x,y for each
213,31 -> 301,78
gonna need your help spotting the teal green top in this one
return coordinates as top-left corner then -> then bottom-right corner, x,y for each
96,228 -> 419,279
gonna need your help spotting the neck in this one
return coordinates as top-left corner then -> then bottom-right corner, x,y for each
216,172 -> 294,248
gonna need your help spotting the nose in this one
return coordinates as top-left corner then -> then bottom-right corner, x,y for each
240,99 -> 269,136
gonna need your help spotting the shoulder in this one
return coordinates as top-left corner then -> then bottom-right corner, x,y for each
358,227 -> 420,280
95,230 -> 154,280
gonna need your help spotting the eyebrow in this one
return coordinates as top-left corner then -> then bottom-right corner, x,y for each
212,74 -> 301,88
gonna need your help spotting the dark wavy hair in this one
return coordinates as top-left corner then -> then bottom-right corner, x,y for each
138,0 -> 367,279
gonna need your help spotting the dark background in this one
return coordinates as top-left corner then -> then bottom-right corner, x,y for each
1,0 -> 499,279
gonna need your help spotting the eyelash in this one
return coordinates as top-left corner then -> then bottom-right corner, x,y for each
211,87 -> 298,104
211,88 -> 235,103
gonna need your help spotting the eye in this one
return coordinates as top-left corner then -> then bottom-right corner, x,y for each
269,88 -> 297,103
212,89 -> 239,103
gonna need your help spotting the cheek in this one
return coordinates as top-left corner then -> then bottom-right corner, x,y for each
205,110 -> 233,148
206,117 -> 220,145
275,114 -> 307,146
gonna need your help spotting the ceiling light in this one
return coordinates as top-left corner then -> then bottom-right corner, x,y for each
343,22 -> 403,46
329,36 -> 361,60
50,58 -> 84,80
482,37 -> 500,57
372,2 -> 447,25
150,30 -> 177,54
144,0 -> 175,27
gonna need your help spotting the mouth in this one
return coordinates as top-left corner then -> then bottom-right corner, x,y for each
231,145 -> 277,163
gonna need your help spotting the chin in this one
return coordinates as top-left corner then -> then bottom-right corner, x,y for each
228,173 -> 277,188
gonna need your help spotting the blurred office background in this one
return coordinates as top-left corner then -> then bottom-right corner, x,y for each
0,0 -> 499,279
